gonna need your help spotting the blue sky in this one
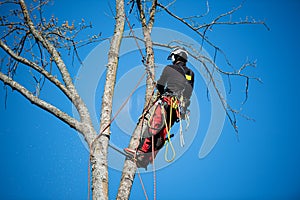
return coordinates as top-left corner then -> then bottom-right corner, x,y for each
1,0 -> 300,199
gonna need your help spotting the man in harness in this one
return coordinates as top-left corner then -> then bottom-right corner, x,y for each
125,47 -> 194,169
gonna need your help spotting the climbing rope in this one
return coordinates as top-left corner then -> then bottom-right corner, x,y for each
87,71 -> 146,199
90,70 -> 146,150
137,168 -> 149,200
125,14 -> 145,63
124,14 -> 155,83
151,135 -> 157,200
161,99 -> 176,163
177,105 -> 185,147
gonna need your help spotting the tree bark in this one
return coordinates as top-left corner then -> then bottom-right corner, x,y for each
117,1 -> 157,199
18,0 -> 96,145
90,0 -> 125,199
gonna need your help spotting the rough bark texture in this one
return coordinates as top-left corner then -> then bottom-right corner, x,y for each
90,0 -> 125,199
137,0 -> 157,100
117,1 -> 157,199
116,110 -> 150,200
18,0 -> 96,145
1,1 -> 125,199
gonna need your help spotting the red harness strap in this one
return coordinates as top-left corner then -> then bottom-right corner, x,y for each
134,96 -> 181,168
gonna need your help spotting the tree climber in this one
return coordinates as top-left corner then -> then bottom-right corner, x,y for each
125,47 -> 194,169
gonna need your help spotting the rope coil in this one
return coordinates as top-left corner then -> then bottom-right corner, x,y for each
161,99 -> 176,163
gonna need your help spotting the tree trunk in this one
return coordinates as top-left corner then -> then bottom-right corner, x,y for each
116,116 -> 149,200
90,135 -> 109,200
117,1 -> 157,199
91,0 -> 125,199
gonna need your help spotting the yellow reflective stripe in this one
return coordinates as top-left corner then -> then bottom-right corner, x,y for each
185,74 -> 192,81
171,97 -> 178,109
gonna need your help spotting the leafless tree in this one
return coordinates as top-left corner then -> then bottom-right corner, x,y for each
116,1 -> 268,199
0,0 -> 268,199
0,0 -> 124,199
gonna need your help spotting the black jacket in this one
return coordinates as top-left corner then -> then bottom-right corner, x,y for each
156,61 -> 194,106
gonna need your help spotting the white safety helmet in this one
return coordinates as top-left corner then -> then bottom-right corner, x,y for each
167,47 -> 188,62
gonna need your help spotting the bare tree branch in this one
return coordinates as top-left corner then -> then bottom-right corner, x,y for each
19,0 -> 74,90
136,0 -> 147,28
136,0 -> 156,94
0,40 -> 72,99
182,0 -> 210,20
148,0 -> 157,31
157,2 -> 269,69
18,0 -> 95,132
0,71 -> 85,135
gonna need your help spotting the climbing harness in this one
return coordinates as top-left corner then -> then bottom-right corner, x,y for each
147,99 -> 165,133
135,94 -> 187,164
